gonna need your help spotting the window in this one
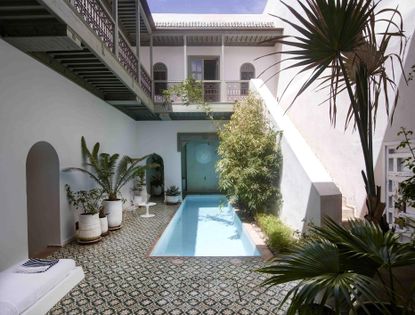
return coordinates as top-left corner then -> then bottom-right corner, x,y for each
188,56 -> 220,102
240,63 -> 255,96
153,63 -> 168,99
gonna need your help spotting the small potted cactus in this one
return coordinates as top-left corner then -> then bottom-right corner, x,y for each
165,185 -> 181,204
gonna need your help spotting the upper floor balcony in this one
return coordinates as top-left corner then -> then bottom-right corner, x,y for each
0,0 -> 281,120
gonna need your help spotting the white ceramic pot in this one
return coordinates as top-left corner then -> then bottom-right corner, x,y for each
166,195 -> 180,204
78,213 -> 101,242
100,216 -> 108,236
103,200 -> 123,228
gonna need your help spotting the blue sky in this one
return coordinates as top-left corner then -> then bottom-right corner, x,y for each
147,0 -> 267,14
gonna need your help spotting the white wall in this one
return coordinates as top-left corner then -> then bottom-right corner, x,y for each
136,121 -> 218,191
140,44 -> 280,97
0,39 -> 138,270
251,79 -> 341,232
265,0 -> 415,216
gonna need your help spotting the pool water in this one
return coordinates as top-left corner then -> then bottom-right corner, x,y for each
151,195 -> 260,256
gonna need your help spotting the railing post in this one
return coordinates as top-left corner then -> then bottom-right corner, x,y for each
136,0 -> 141,87
150,34 -> 154,98
220,34 -> 226,103
112,0 -> 119,57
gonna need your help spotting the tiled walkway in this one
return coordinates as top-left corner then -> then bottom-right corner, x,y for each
48,202 -> 291,314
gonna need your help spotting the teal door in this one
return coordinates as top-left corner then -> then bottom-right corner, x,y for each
185,140 -> 219,193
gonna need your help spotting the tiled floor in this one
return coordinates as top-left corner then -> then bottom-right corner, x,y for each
48,202 -> 291,314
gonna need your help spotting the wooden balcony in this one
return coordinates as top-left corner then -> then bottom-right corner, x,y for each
0,0 -> 155,112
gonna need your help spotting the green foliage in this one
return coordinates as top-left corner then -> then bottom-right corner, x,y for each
216,94 -> 282,216
163,78 -> 214,120
165,185 -> 181,196
64,137 -> 152,201
258,218 -> 415,314
395,127 -> 415,211
65,184 -> 103,215
259,0 -> 406,224
255,213 -> 295,253
133,168 -> 145,192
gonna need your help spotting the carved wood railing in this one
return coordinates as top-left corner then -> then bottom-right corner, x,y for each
140,65 -> 152,97
72,0 -> 114,51
226,80 -> 250,102
68,0 -> 152,98
118,33 -> 138,81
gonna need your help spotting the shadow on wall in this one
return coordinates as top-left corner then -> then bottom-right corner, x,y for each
301,182 -> 343,235
373,34 -> 415,214
26,141 -> 60,257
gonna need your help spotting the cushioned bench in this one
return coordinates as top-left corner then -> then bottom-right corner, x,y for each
0,259 -> 84,315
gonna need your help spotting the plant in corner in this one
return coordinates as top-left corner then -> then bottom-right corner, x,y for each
216,93 -> 282,218
132,168 -> 146,204
258,218 -> 415,314
65,184 -> 105,242
257,0 -> 406,227
64,137 -> 151,230
165,185 -> 181,204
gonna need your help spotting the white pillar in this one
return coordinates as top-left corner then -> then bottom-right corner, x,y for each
220,34 -> 226,103
113,0 -> 119,57
183,35 -> 187,80
150,34 -> 154,97
136,0 -> 141,85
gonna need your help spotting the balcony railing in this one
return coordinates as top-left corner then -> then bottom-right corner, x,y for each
68,0 -> 152,98
154,80 -> 250,104
226,81 -> 250,102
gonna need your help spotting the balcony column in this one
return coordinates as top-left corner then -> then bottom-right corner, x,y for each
183,35 -> 187,79
220,34 -> 226,103
112,0 -> 119,57
136,0 -> 141,86
150,34 -> 154,97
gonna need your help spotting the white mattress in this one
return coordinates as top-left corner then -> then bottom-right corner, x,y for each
0,259 -> 76,315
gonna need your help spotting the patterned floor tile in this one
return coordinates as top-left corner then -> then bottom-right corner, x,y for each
48,202 -> 291,314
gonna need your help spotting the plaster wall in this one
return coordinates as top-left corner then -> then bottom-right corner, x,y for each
264,0 -> 415,215
139,45 -> 280,97
0,39 -> 138,270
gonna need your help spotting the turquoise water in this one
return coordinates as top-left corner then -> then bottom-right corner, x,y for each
151,195 -> 260,256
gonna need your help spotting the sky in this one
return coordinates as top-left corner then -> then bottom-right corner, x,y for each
147,0 -> 267,14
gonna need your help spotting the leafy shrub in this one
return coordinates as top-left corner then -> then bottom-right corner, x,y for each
256,213 -> 295,253
216,94 -> 282,216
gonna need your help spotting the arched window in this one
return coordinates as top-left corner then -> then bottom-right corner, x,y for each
153,63 -> 168,102
240,63 -> 255,95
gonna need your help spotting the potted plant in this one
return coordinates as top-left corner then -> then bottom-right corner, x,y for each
65,137 -> 152,230
132,168 -> 146,205
165,185 -> 181,204
151,174 -> 163,196
65,184 -> 104,243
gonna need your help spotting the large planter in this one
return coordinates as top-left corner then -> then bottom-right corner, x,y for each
100,216 -> 109,236
103,200 -> 123,230
78,213 -> 101,243
166,195 -> 180,204
152,185 -> 162,196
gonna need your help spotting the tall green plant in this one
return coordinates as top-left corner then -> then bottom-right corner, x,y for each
258,0 -> 406,225
216,94 -> 282,216
65,137 -> 152,201
258,218 -> 415,314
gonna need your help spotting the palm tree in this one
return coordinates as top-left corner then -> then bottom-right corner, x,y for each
65,137 -> 154,201
258,218 -> 415,314
259,0 -> 406,225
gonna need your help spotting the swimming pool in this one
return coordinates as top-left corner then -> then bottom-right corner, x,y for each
151,195 -> 260,256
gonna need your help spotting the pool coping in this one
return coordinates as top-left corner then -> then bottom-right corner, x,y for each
145,200 -> 274,261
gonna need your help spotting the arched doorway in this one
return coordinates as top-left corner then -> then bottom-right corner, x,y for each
146,154 -> 164,197
26,141 -> 60,257
240,62 -> 255,96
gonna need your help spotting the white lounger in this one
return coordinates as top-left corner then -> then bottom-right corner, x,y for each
0,259 -> 84,315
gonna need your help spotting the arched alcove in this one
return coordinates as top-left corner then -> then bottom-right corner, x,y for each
146,154 -> 164,197
26,141 -> 60,257
240,63 -> 256,96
